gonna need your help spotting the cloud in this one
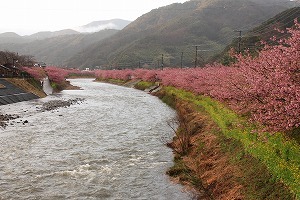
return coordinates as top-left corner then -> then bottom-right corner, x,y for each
74,23 -> 118,33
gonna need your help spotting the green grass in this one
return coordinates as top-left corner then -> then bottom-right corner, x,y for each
167,156 -> 210,198
134,81 -> 156,90
96,78 -> 127,85
167,156 -> 191,178
163,87 -> 300,199
218,133 -> 294,199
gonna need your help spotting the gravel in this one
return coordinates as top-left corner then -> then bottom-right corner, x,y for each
0,114 -> 19,128
0,98 -> 85,128
40,98 -> 85,111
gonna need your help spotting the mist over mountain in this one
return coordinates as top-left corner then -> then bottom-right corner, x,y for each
0,29 -> 80,44
0,18 -> 130,66
65,0 -> 297,69
0,19 -> 131,43
0,29 -> 118,66
74,19 -> 132,33
0,0 -> 297,69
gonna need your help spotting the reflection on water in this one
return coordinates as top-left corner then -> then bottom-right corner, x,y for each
0,79 -> 192,200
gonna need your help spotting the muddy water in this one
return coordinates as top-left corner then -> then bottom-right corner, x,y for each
0,79 -> 192,200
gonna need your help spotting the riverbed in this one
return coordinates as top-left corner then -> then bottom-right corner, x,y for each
0,79 -> 192,199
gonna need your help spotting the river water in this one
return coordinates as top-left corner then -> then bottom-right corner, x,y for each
0,79 -> 192,200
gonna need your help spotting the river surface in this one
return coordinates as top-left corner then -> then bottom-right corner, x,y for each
0,79 -> 192,200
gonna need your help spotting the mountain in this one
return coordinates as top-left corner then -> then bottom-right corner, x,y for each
0,19 -> 130,66
26,29 -> 80,40
0,29 -> 119,66
0,32 -> 29,44
0,19 -> 130,43
0,32 -> 21,38
0,29 -> 80,44
65,0 -> 297,69
211,6 -> 300,65
75,19 -> 132,33
0,2 -> 296,69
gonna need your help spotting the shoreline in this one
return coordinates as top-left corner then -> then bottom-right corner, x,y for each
97,79 -> 296,199
1,78 -> 297,199
0,78 -> 83,128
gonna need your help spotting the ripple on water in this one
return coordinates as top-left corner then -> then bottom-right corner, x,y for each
0,79 -> 193,200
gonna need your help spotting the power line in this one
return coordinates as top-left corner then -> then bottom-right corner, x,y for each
249,7 -> 300,34
234,30 -> 243,53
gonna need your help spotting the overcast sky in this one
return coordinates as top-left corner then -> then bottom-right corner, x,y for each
1,0 -> 188,35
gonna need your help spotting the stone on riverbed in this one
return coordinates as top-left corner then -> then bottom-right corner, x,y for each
40,98 -> 85,111
0,114 -> 19,128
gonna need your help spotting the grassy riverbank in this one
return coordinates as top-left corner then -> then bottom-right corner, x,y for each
132,82 -> 299,199
21,76 -> 298,199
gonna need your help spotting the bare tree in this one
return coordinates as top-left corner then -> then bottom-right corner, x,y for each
0,51 -> 35,67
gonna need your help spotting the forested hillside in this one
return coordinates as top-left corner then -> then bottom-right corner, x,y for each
212,6 -> 300,64
0,29 -> 118,66
66,0 -> 296,69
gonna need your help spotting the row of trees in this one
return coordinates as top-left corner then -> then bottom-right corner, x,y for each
95,21 -> 299,132
0,51 -> 35,67
14,21 -> 299,132
22,66 -> 95,86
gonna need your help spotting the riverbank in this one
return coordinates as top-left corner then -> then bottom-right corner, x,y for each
0,78 -> 82,127
5,78 -> 47,98
154,87 -> 296,200
97,78 -> 298,199
3,77 -> 298,199
0,79 -> 191,199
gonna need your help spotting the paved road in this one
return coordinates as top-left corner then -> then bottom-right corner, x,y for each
0,79 -> 39,105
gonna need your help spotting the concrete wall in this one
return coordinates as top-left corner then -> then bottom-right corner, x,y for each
0,79 -> 39,105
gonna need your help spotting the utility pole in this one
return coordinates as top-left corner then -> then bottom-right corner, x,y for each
234,30 -> 242,54
194,45 -> 211,68
180,52 -> 183,68
161,54 -> 164,70
194,46 -> 198,68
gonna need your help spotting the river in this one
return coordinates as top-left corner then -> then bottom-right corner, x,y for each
0,79 -> 193,200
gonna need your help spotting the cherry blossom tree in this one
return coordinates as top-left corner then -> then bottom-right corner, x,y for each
93,20 -> 299,132
21,67 -> 47,81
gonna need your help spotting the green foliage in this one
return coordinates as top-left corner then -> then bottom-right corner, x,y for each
96,78 -> 127,85
163,87 -> 300,199
212,7 -> 300,63
134,81 -> 155,90
155,89 -> 177,109
26,78 -> 43,90
287,127 -> 300,145
50,82 -> 58,89
217,134 -> 294,199
167,156 -> 206,195
167,156 -> 191,177
68,73 -> 95,78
